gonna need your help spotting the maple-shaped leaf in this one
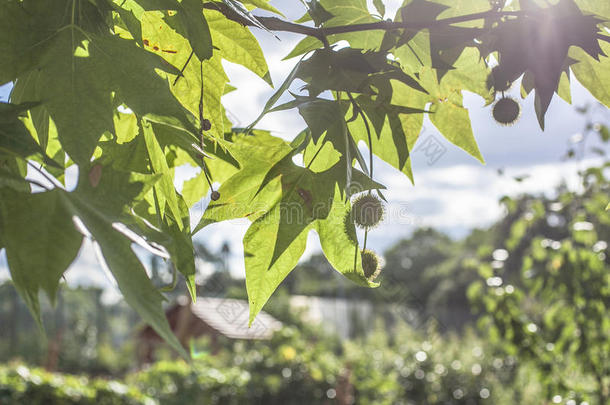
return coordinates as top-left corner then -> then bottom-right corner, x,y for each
286,0 -> 383,59
299,0 -> 334,26
243,153 -> 383,324
193,131 -> 382,323
482,0 -> 608,128
385,0 -> 487,81
296,47 -> 427,97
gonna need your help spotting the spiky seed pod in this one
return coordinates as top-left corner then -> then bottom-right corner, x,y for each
343,210 -> 359,244
351,193 -> 384,229
492,97 -> 521,126
211,190 -> 220,201
486,66 -> 512,92
361,249 -> 381,279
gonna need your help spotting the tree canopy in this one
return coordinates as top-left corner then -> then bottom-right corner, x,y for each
0,0 -> 609,355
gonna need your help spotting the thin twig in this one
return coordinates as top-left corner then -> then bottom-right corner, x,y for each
26,178 -> 52,191
27,161 -> 65,190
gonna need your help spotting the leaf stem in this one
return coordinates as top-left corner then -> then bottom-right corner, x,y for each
347,93 -> 374,181
197,64 -> 214,191
173,50 -> 194,86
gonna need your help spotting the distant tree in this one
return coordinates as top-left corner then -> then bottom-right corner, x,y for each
470,138 -> 609,403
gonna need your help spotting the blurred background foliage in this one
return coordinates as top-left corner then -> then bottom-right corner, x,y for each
0,106 -> 608,404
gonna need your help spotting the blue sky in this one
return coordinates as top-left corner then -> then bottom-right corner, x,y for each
1,0 -> 608,299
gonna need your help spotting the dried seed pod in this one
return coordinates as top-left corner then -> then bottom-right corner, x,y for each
211,190 -> 220,201
492,97 -> 521,126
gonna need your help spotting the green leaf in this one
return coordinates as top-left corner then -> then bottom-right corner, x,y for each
65,165 -> 187,358
141,11 -> 227,140
242,0 -> 285,15
247,59 -> 303,130
36,26 -> 198,164
220,0 -> 276,35
0,0 -> 68,84
418,65 -> 485,163
241,138 -> 384,322
349,97 -> 426,183
37,30 -> 115,164
10,70 -> 67,172
90,35 -> 196,133
556,70 -> 572,104
73,199 -> 187,359
431,0 -> 491,22
175,0 -> 213,61
284,0 -> 384,59
159,194 -> 197,301
141,122 -> 197,298
112,3 -> 144,44
298,0 -> 333,25
574,0 -> 610,18
430,99 -> 483,163
316,189 -> 379,287
284,36 -> 326,60
373,0 -> 386,17
142,122 -> 183,227
193,131 -> 292,233
243,164 -> 383,323
320,0 -> 384,49
294,48 -> 427,98
569,41 -> 610,107
0,166 -> 30,192
0,102 -> 43,159
206,10 -> 272,86
243,205 -> 310,325
181,172 -> 211,208
0,189 -> 83,328
181,153 -> 239,208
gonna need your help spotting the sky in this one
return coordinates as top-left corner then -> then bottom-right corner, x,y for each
0,0 -> 608,300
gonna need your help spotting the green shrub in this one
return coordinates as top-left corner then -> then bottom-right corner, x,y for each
0,363 -> 154,405
132,360 -> 249,405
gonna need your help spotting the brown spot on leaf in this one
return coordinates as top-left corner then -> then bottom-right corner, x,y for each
89,164 -> 102,188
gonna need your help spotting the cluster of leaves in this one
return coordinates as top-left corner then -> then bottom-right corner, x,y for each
0,0 -> 609,354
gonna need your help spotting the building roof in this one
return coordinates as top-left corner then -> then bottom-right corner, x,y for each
176,296 -> 282,340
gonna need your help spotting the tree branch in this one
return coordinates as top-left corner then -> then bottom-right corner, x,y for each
204,2 -> 328,45
203,3 -> 523,44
